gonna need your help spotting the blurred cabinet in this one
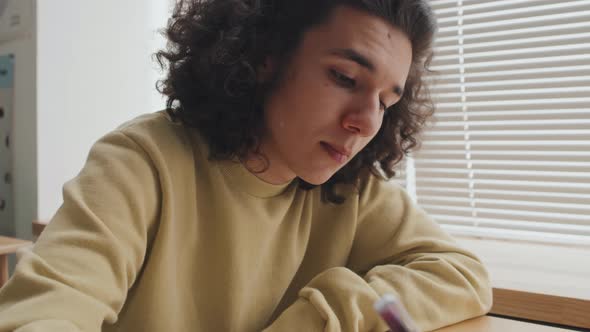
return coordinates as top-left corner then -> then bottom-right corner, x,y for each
0,0 -> 34,43
0,0 -> 36,240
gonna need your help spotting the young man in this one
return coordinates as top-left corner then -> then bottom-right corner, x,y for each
0,1 -> 492,331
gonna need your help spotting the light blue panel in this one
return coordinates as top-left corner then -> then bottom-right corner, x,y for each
0,53 -> 14,236
0,54 -> 14,89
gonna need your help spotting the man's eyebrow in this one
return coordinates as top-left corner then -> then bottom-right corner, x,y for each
329,48 -> 375,72
328,47 -> 405,97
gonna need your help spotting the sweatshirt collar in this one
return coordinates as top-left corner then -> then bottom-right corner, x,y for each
184,125 -> 296,198
217,159 -> 296,198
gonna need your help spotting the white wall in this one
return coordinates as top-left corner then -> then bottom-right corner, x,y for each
37,0 -> 171,221
458,237 -> 590,300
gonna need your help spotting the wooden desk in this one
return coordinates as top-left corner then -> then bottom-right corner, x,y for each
0,236 -> 32,287
434,315 -> 574,332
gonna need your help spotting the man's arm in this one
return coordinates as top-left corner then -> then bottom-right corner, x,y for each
0,130 -> 161,332
265,178 -> 492,332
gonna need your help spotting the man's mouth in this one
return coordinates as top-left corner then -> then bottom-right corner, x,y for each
320,142 -> 351,164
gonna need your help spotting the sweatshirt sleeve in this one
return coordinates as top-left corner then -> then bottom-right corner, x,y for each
0,130 -> 161,332
265,178 -> 492,332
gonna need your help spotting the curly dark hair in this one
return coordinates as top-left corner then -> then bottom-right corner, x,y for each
156,0 -> 437,203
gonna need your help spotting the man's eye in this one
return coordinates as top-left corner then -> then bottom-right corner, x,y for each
330,69 -> 356,88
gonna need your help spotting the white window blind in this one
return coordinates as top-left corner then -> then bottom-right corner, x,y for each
414,0 -> 590,246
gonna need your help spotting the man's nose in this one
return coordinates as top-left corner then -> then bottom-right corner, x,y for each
341,96 -> 382,137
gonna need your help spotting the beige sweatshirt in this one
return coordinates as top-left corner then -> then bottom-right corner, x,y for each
0,111 -> 492,332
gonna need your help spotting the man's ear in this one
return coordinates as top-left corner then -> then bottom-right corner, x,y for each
256,56 -> 276,83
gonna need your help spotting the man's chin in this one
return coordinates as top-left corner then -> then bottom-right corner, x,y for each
297,171 -> 336,186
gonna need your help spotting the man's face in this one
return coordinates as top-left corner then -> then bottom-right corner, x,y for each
256,5 -> 412,185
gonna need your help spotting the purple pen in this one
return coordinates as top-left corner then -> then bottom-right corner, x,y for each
374,294 -> 420,332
